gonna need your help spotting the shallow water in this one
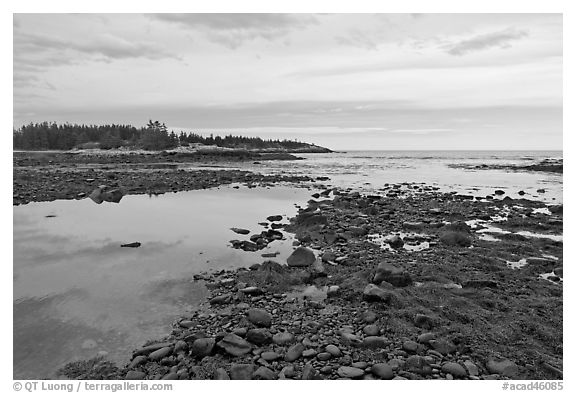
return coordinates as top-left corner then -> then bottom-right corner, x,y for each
13,185 -> 314,379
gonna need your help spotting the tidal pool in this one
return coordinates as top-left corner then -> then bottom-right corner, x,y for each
13,184 -> 315,379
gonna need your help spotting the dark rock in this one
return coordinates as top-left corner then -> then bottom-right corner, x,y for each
363,284 -> 394,303
267,215 -> 283,222
217,334 -> 252,356
287,247 -> 316,267
247,308 -> 272,327
439,231 -> 472,247
387,235 -> 404,249
190,338 -> 215,359
230,363 -> 254,380
246,328 -> 272,345
253,366 -> 277,380
285,343 -> 305,362
414,314 -> 434,329
128,355 -> 147,369
371,363 -> 394,379
373,262 -> 412,287
231,227 -> 250,235
121,242 -> 141,248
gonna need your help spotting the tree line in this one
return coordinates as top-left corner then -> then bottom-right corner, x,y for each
12,121 -> 312,151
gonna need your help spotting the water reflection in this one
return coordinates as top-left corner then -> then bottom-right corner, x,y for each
13,185 -> 313,379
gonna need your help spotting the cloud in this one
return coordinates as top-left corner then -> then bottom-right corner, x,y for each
389,128 -> 454,134
443,28 -> 529,56
150,13 -> 318,49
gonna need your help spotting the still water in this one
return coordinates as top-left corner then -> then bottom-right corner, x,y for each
13,185 -> 314,379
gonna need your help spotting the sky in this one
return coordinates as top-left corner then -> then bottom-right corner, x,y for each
13,13 -> 563,150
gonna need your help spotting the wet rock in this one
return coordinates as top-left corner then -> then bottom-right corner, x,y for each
363,284 -> 394,303
487,359 -> 519,377
373,262 -> 412,287
190,338 -> 215,359
273,331 -> 295,345
253,366 -> 277,380
213,368 -> 230,380
338,366 -> 365,379
267,215 -> 283,222
217,334 -> 252,356
246,328 -> 272,345
148,346 -> 172,361
371,363 -> 394,379
442,362 -> 467,378
285,343 -> 305,362
230,363 -> 254,380
125,370 -> 146,380
121,242 -> 141,248
287,247 -> 316,267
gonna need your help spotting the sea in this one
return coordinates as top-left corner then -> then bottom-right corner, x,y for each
13,150 -> 563,379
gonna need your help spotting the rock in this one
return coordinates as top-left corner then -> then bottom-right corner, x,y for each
494,190 -> 506,195
339,331 -> 362,346
363,324 -> 380,336
403,221 -> 426,231
261,351 -> 280,361
302,363 -> 319,380
231,227 -> 250,235
429,339 -> 457,355
162,373 -> 178,380
317,352 -> 332,361
133,342 -> 172,357
439,231 -> 472,247
486,359 -> 519,377
125,370 -> 146,380
267,215 -> 283,222
173,340 -> 188,354
273,331 -> 295,345
213,368 -> 230,380
325,344 -> 342,357
417,332 -> 435,344
311,257 -> 327,277
371,363 -> 394,379
403,340 -> 418,353
387,234 -> 404,249
240,286 -> 264,296
121,242 -> 141,248
464,360 -> 479,376
209,294 -> 231,305
362,310 -> 378,323
217,334 -> 252,356
337,366 -> 365,379
128,355 -> 147,369
230,363 -> 254,380
302,349 -> 317,357
363,284 -> 393,303
279,366 -> 295,379
373,262 -> 412,287
246,328 -> 272,345
405,355 -> 433,375
363,336 -> 389,349
442,362 -> 467,377
148,346 -> 172,361
462,279 -> 498,289
253,366 -> 277,380
190,338 -> 215,358
327,285 -> 340,298
287,247 -> 316,267
414,314 -> 434,329
247,308 -> 272,327
285,343 -> 305,362
321,251 -> 337,262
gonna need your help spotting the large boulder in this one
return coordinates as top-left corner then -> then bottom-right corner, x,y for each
287,247 -> 316,267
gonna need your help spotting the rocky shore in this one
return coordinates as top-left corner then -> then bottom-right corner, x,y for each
58,183 -> 563,381
13,151 -> 318,205
449,158 -> 563,174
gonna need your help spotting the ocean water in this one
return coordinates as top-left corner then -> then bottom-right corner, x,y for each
231,150 -> 563,203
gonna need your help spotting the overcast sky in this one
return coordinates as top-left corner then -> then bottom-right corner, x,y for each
13,13 -> 562,150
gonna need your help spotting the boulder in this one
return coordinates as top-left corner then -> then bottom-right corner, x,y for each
287,247 -> 316,267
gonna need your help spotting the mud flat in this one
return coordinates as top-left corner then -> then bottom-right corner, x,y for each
59,183 -> 563,380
